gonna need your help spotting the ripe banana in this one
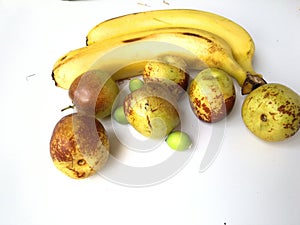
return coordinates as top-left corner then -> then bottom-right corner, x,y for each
86,9 -> 256,74
52,27 -> 265,94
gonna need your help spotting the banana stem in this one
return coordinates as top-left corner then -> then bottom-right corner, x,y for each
241,73 -> 267,95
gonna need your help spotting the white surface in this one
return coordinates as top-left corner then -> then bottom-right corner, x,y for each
0,0 -> 300,225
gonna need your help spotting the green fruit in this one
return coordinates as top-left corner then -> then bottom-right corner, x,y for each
113,105 -> 128,124
129,78 -> 144,92
124,82 -> 180,139
166,131 -> 192,151
143,56 -> 189,99
69,70 -> 119,118
188,68 -> 236,123
50,113 -> 110,179
242,83 -> 300,142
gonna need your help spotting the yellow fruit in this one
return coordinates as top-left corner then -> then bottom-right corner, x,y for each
188,68 -> 236,122
52,28 -> 265,94
143,57 -> 189,99
242,83 -> 300,142
50,113 -> 110,179
86,9 -> 256,74
124,82 -> 180,139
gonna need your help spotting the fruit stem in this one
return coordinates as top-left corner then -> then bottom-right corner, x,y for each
241,73 -> 267,95
61,105 -> 75,112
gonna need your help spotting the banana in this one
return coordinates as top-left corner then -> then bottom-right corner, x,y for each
52,27 -> 265,94
86,9 -> 256,74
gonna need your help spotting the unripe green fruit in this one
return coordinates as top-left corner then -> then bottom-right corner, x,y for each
242,83 -> 300,142
113,105 -> 128,124
166,131 -> 192,151
129,78 -> 144,92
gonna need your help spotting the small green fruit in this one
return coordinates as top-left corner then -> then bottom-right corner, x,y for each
242,83 -> 300,142
129,78 -> 144,92
166,131 -> 192,151
113,105 -> 128,124
188,68 -> 236,123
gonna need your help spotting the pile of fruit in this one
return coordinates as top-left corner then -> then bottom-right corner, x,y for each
49,9 -> 300,179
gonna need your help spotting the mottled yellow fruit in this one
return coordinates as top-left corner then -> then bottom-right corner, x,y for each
124,82 -> 180,139
143,57 -> 189,99
50,113 -> 110,179
242,83 -> 300,142
188,68 -> 236,122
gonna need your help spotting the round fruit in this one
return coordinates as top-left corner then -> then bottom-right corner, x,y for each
113,105 -> 128,124
50,113 -> 110,179
124,82 -> 180,139
188,68 -> 236,123
143,57 -> 189,99
166,131 -> 192,151
69,70 -> 119,118
129,78 -> 144,92
242,83 -> 300,142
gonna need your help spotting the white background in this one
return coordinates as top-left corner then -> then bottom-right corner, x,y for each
0,0 -> 300,225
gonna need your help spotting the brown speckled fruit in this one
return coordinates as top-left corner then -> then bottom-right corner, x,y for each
69,70 -> 119,118
242,83 -> 300,142
188,68 -> 236,123
124,82 -> 180,139
143,57 -> 189,99
50,113 -> 110,179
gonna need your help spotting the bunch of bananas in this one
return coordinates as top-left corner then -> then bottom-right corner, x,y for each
52,9 -> 267,95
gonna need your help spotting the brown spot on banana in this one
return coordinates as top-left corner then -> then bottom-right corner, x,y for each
152,17 -> 172,25
181,32 -> 213,43
123,36 -> 147,43
123,32 -> 214,44
51,71 -> 58,86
